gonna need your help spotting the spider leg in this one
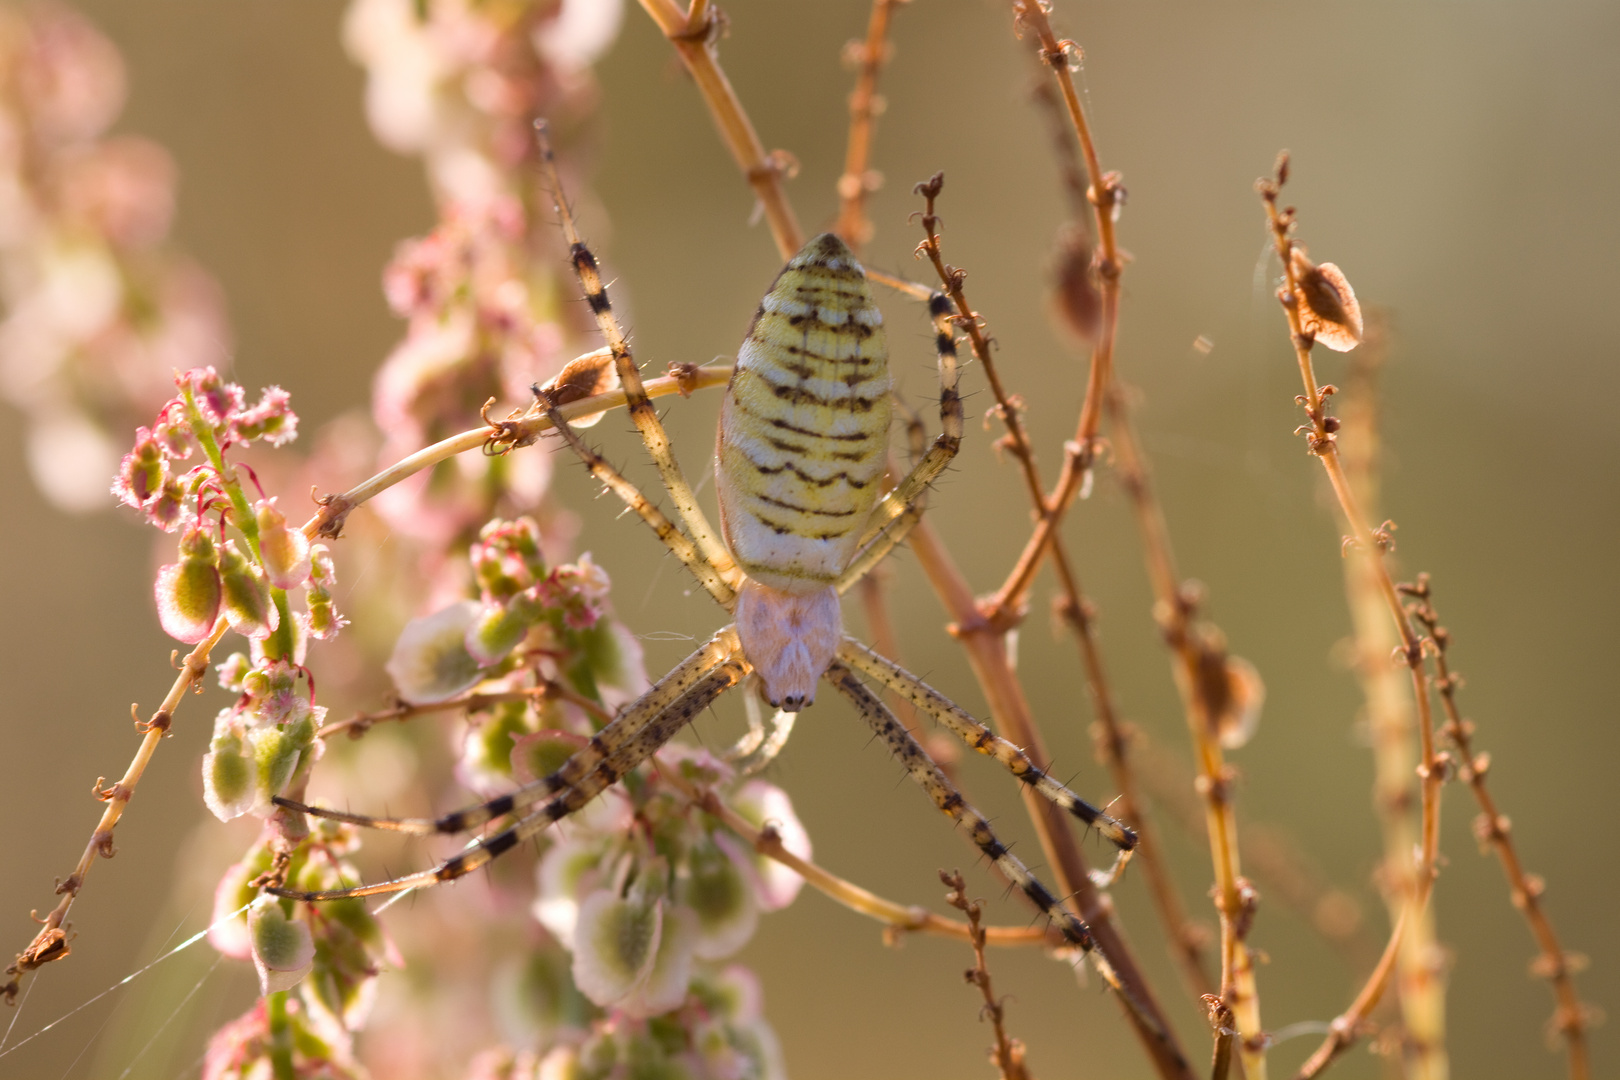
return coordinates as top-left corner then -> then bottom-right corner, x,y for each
724,684 -> 796,776
536,393 -> 736,608
823,658 -> 1095,953
836,637 -> 1137,852
270,649 -> 752,901
835,291 -> 963,596
275,628 -> 742,836
535,126 -> 738,588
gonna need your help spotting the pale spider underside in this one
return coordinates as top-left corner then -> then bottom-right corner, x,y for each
271,134 -> 1135,955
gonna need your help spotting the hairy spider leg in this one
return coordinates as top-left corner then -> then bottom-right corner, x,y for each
850,290 -> 963,553
823,660 -> 1095,953
835,637 -> 1138,852
277,629 -> 742,839
833,291 -> 963,593
536,392 -> 735,608
270,652 -> 751,902
535,125 -> 738,588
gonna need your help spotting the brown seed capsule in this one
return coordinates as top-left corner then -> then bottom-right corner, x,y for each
1050,223 -> 1101,345
1290,248 -> 1363,352
539,347 -> 621,428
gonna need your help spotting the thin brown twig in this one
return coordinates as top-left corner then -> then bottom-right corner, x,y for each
1020,21 -> 1213,1001
1131,732 -> 1377,970
907,518 -> 1195,1080
941,869 -> 1034,1080
639,12 -> 1191,1075
1073,605 -> 1214,1000
661,766 -> 1055,948
637,0 -> 803,258
315,678 -> 611,742
1105,386 -> 1266,1077
1258,157 -> 1444,1079
911,174 -> 1058,617
1011,0 -> 1123,472
835,0 -> 907,250
637,0 -> 935,306
1402,576 -> 1593,1080
1338,335 -> 1449,1079
908,181 -> 1196,1071
972,0 -> 1128,628
1204,995 -> 1237,1080
3,627 -> 222,1004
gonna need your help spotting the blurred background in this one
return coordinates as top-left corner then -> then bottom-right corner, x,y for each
0,0 -> 1615,1077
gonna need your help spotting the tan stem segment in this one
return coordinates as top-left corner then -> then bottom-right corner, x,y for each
1259,166 -> 1441,1080
1339,342 -> 1449,1080
1106,389 -> 1265,1078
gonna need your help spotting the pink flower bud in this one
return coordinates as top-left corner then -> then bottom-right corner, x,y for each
151,418 -> 194,460
178,366 -> 242,426
686,835 -> 759,960
215,652 -> 251,693
303,545 -> 346,640
218,539 -> 278,639
729,781 -> 810,912
146,476 -> 188,532
465,593 -> 539,666
232,385 -> 298,447
254,498 -> 310,588
113,426 -> 165,508
155,525 -> 221,642
471,516 -> 545,597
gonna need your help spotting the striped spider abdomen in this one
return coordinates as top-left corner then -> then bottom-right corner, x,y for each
716,233 -> 892,594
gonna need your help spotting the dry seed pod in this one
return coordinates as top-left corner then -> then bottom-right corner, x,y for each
1215,656 -> 1266,750
540,346 -> 620,428
1050,223 -> 1101,345
1290,248 -> 1363,351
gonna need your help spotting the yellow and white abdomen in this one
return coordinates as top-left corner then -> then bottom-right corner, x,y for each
716,233 -> 891,595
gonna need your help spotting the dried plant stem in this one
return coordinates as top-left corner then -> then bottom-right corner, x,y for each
313,364 -> 731,537
1130,736 -> 1376,969
3,621 -> 225,1005
644,13 -> 1189,1074
316,680 -> 606,742
1292,908 -> 1410,1080
637,0 -> 803,258
906,518 -> 1195,1080
835,0 -> 907,250
911,175 -> 1078,618
1403,579 -> 1592,1080
1258,165 -> 1442,1078
1011,0 -> 1122,461
637,0 -> 934,305
941,870 -> 1033,1080
660,767 -> 1051,948
1339,342 -> 1449,1080
1,365 -> 732,1006
912,184 -> 1203,1052
1105,389 -> 1265,1079
1072,603 -> 1214,999
1204,995 -> 1237,1080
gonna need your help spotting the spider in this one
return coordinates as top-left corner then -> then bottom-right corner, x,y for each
270,137 -> 1136,956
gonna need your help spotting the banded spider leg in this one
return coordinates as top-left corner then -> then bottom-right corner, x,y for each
273,129 -> 1136,961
